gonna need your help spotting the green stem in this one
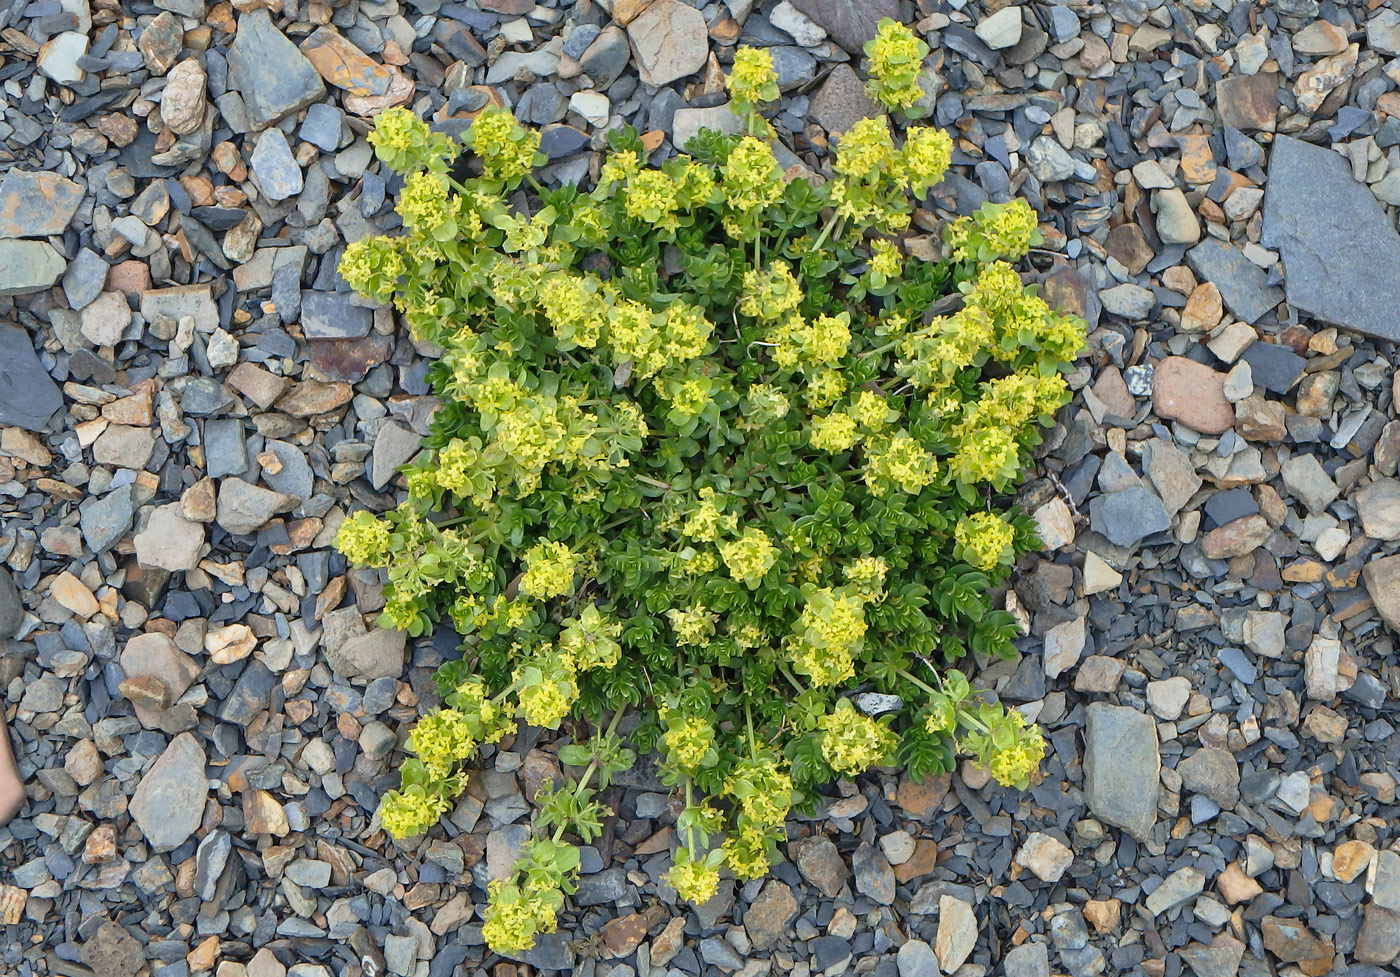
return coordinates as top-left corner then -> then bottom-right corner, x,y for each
809,211 -> 841,254
684,777 -> 697,852
777,665 -> 806,696
897,668 -> 939,697
745,701 -> 756,754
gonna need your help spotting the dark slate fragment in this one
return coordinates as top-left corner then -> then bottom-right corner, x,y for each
1240,340 -> 1306,394
787,0 -> 898,53
1262,135 -> 1400,342
1088,484 -> 1171,548
0,324 -> 63,432
301,289 -> 373,340
1203,487 -> 1258,528
1185,238 -> 1283,325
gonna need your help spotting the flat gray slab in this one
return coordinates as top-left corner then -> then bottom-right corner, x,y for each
1263,135 -> 1400,342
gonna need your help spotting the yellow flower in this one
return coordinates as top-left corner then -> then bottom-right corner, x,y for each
481,879 -> 558,953
335,510 -> 393,567
520,540 -> 579,599
463,106 -> 541,186
667,604 -> 716,646
955,512 -> 1015,571
663,716 -> 716,769
719,527 -> 779,587
900,126 -> 954,194
810,412 -> 860,453
868,239 -> 903,280
819,698 -> 897,777
863,18 -> 929,114
722,825 -> 775,881
408,708 -> 477,779
668,854 -> 720,904
790,588 -> 866,686
379,784 -> 450,839
726,46 -> 780,108
863,431 -> 939,496
397,171 -> 454,234
843,556 -> 888,597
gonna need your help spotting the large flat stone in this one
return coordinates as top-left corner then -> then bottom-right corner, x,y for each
1083,703 -> 1160,840
0,324 -> 62,432
227,9 -> 326,129
1262,135 -> 1400,341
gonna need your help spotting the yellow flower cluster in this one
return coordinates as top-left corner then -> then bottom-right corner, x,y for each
739,261 -> 804,323
726,46 -> 780,113
514,648 -> 578,729
367,106 -> 456,174
335,510 -> 393,567
721,137 -> 784,236
338,235 -> 407,305
667,604 -> 716,646
947,198 -> 1041,263
790,588 -> 867,686
900,127 -> 954,195
408,708 -> 477,779
379,784 -> 450,838
608,297 -> 713,378
668,852 -> 721,904
682,487 -> 738,541
863,18 -> 929,114
722,825 -> 773,881
955,512 -> 1015,571
519,540 -> 579,599
964,708 -> 1046,790
558,605 -> 623,671
819,698 -> 897,777
950,426 -> 1020,486
843,556 -> 888,598
719,527 -> 778,587
663,716 -> 716,769
397,172 -> 455,234
723,756 -> 793,826
462,107 -> 541,186
481,879 -> 559,952
624,169 -> 683,231
863,430 -> 939,496
809,412 -> 859,452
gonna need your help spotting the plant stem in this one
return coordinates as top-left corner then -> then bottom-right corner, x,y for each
897,668 -> 939,697
809,212 -> 841,254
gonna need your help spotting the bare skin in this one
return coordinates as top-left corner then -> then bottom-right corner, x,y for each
0,712 -> 22,826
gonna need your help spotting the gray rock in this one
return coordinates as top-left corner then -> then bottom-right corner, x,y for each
1177,747 -> 1240,808
790,834 -> 848,897
897,940 -> 940,977
0,323 -> 63,432
299,103 -> 344,152
1185,239 -> 1283,325
746,880 -> 797,950
301,289 -> 373,339
1369,9 -> 1400,56
673,104 -> 743,150
1088,484 -> 1171,548
808,63 -> 881,136
1262,136 -> 1400,342
1280,453 -> 1338,514
0,240 -> 66,296
260,439 -> 315,503
80,484 -> 137,554
134,503 -> 205,571
975,6 -> 1022,48
194,830 -> 231,901
0,569 -> 21,639
216,479 -> 298,535
220,660 -> 277,725
1003,942 -> 1050,977
129,732 -> 207,851
204,418 -> 249,479
371,421 -> 422,489
788,0 -> 897,53
63,248 -> 109,311
227,9 -> 326,128
853,842 -> 895,905
0,169 -> 84,237
1145,866 -> 1205,916
326,628 -> 406,682
1357,478 -> 1400,541
1239,341 -> 1304,394
1099,283 -> 1155,319
285,859 -> 333,888
1027,137 -> 1076,182
250,128 -> 303,202
1083,703 -> 1159,840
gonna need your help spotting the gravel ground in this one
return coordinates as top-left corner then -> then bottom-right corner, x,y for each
5,0 -> 1400,976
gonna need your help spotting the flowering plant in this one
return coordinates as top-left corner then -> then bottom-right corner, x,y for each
336,45 -> 1083,953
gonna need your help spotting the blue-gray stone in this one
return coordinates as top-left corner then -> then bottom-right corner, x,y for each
0,325 -> 61,432
62,248 -> 108,310
226,9 -> 325,128
1217,647 -> 1256,684
203,418 -> 248,479
300,289 -> 372,339
1185,238 -> 1283,325
79,484 -> 136,554
1088,484 -> 1171,548
300,102 -> 344,152
1240,340 -> 1305,394
1262,135 -> 1400,341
